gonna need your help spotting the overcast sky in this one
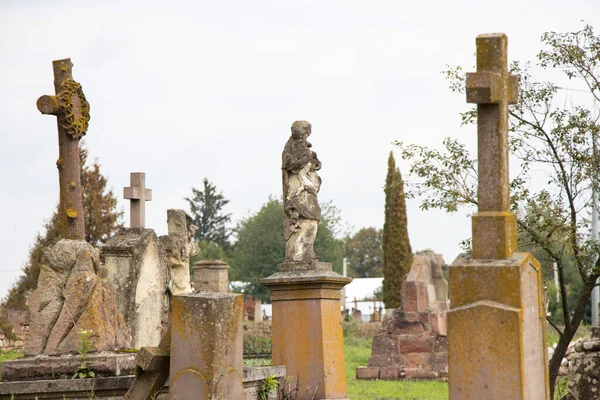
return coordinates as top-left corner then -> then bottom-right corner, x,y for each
1,0 -> 598,298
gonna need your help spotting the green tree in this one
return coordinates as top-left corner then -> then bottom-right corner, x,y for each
397,24 -> 600,396
382,152 -> 413,309
230,197 -> 344,301
185,178 -> 231,250
4,144 -> 123,310
345,227 -> 383,278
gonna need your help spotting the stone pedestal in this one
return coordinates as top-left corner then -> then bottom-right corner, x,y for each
448,253 -> 549,399
170,292 -> 244,399
193,260 -> 230,293
102,228 -> 168,349
261,263 -> 351,400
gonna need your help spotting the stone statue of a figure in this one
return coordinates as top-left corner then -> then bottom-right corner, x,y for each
282,120 -> 322,264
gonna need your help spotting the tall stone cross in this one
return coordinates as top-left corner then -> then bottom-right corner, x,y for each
447,33 -> 550,400
124,172 -> 152,229
466,33 -> 519,259
37,58 -> 90,240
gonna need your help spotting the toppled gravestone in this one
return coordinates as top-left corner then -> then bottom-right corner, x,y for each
357,250 -> 448,380
566,327 -> 600,399
24,240 -> 127,356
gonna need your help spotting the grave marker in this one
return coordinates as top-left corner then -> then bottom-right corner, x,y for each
124,172 -> 152,229
447,34 -> 549,400
37,58 -> 90,240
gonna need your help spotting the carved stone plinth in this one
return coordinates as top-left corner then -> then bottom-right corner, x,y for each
261,263 -> 351,400
448,253 -> 548,399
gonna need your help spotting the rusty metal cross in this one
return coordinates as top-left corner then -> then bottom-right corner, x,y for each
124,172 -> 152,229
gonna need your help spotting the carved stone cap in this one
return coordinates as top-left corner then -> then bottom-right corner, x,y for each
193,260 -> 230,270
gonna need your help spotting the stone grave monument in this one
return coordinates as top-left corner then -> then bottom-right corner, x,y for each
0,58 -> 132,385
447,33 -> 549,399
24,58 -> 126,356
357,250 -> 448,380
261,120 -> 351,399
101,173 -> 169,349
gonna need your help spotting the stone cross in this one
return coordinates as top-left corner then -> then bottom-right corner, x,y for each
124,172 -> 152,229
37,58 -> 90,240
466,33 -> 519,259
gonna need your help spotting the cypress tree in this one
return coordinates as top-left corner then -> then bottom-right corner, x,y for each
382,151 -> 413,308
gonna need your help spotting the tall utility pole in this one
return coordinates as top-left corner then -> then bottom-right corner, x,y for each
592,131 -> 599,328
592,188 -> 599,327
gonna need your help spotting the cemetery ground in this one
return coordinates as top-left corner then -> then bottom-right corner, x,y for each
0,320 -> 593,398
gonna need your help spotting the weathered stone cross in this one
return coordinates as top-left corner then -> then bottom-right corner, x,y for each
124,172 -> 152,229
466,33 -> 519,259
37,58 -> 90,241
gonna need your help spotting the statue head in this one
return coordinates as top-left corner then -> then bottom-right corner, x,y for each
291,120 -> 311,140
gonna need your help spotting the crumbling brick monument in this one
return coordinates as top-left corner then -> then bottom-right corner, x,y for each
357,250 -> 448,380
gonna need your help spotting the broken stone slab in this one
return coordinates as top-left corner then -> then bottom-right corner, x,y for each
160,209 -> 198,296
0,352 -> 136,381
24,240 -> 127,356
135,347 -> 169,372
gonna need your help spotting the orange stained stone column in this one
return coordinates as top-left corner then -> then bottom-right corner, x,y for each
170,292 -> 244,399
261,264 -> 351,400
447,33 -> 549,400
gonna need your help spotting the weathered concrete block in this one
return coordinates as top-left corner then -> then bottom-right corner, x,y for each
193,260 -> 230,293
356,367 -> 379,380
170,292 -> 244,399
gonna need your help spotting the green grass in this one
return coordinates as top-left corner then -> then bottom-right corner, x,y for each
344,337 -> 448,400
547,324 -> 591,347
0,349 -> 23,363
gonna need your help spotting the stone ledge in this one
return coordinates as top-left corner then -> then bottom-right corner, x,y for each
0,352 -> 136,381
0,365 -> 286,400
356,366 -> 379,380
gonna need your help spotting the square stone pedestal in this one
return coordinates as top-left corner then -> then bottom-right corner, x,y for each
193,260 -> 230,293
261,263 -> 351,400
448,252 -> 549,400
170,292 -> 244,399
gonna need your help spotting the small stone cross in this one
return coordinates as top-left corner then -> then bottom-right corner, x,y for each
124,172 -> 152,229
466,33 -> 519,259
